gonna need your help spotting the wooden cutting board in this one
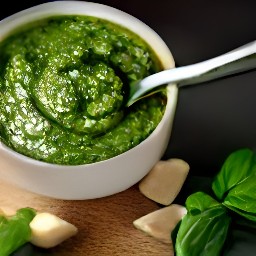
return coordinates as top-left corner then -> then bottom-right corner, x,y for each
0,180 -> 173,256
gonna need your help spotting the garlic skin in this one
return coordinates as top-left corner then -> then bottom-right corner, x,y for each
133,204 -> 187,244
29,212 -> 78,248
139,158 -> 190,205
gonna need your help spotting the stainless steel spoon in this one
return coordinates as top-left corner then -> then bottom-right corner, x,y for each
127,40 -> 256,107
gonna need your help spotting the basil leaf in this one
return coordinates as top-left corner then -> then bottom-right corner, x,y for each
223,174 -> 256,222
175,192 -> 231,256
212,148 -> 256,200
0,207 -> 36,256
185,191 -> 220,213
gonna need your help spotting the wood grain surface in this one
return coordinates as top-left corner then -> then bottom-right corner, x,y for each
0,180 -> 173,256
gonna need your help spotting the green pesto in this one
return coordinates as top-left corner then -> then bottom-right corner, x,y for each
0,15 -> 166,165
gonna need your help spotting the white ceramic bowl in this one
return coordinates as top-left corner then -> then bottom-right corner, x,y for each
0,1 -> 178,200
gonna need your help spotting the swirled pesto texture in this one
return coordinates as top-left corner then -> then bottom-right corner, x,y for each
0,15 -> 166,165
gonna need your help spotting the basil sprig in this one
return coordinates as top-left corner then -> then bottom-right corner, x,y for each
173,148 -> 256,255
175,192 -> 231,256
0,207 -> 36,256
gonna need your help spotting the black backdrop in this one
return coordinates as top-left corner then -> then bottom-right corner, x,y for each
1,1 -> 256,255
1,0 -> 256,176
87,0 -> 256,177
2,0 -> 256,176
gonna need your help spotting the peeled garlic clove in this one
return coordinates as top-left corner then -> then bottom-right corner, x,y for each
139,158 -> 190,205
29,212 -> 78,248
133,204 -> 187,244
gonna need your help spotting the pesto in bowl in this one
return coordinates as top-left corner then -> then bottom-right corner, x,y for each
0,15 -> 166,165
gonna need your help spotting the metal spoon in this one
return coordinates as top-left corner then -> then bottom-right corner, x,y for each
127,40 -> 256,107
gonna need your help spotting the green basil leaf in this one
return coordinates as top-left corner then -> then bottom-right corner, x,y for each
0,207 -> 36,256
185,191 -> 220,213
212,148 -> 256,201
175,193 -> 231,256
223,174 -> 256,222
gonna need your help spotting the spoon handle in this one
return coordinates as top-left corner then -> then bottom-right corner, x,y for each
127,40 -> 256,106
178,40 -> 256,87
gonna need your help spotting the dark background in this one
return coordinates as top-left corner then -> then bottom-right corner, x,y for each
1,0 -> 256,176
88,0 -> 256,177
1,1 -> 256,255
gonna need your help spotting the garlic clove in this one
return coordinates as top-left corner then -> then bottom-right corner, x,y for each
133,204 -> 187,244
139,158 -> 190,205
29,212 -> 78,248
